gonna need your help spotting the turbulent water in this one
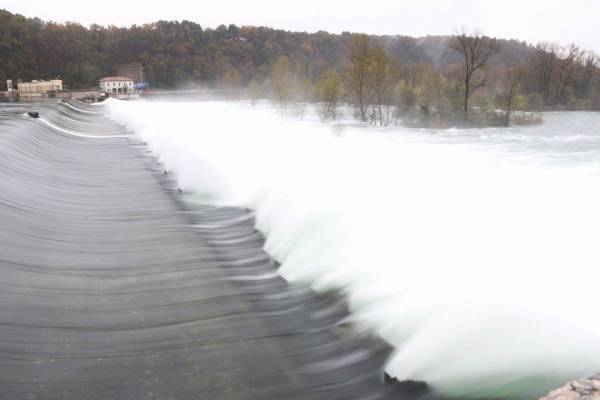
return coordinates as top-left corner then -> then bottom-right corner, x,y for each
108,99 -> 600,399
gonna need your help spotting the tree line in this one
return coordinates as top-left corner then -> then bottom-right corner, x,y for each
267,30 -> 600,127
1,9 -> 599,126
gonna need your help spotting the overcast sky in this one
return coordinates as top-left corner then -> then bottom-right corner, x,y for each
2,0 -> 600,52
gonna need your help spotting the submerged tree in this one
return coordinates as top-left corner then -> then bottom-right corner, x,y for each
502,66 -> 527,126
450,29 -> 500,121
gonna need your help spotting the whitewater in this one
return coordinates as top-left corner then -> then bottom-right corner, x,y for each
107,98 -> 600,399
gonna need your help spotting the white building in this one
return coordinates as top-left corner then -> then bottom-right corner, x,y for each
18,79 -> 63,96
99,77 -> 134,94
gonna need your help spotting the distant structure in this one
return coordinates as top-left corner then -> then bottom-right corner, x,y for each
18,79 -> 63,96
118,63 -> 144,84
99,77 -> 134,94
1,78 -> 100,102
0,80 -> 17,100
118,62 -> 149,91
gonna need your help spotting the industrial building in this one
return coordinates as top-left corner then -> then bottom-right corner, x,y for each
17,79 -> 63,96
99,77 -> 134,94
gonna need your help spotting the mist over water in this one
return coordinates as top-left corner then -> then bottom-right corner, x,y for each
108,99 -> 600,399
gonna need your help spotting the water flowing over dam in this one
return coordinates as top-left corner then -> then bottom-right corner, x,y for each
2,98 -> 600,400
108,100 -> 600,399
0,100 -> 411,400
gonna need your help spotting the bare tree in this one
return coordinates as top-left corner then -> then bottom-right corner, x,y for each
449,29 -> 500,121
553,44 -> 582,105
575,51 -> 599,99
530,43 -> 559,106
346,34 -> 373,122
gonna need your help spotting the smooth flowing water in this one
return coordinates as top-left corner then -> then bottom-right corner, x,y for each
0,100 -> 400,400
108,99 -> 600,399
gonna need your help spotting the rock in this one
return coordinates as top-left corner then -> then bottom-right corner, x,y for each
27,112 -> 40,118
540,374 -> 600,400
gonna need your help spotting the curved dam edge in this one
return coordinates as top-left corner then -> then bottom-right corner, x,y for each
0,98 -> 437,400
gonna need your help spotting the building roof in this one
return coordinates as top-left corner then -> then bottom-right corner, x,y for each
99,77 -> 133,82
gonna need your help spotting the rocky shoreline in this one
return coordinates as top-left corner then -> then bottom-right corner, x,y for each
540,375 -> 600,400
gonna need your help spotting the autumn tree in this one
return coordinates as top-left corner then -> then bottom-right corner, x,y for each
246,79 -> 262,105
370,47 -> 395,126
450,29 -> 500,121
291,63 -> 313,119
315,68 -> 343,120
346,34 -> 373,122
392,80 -> 417,122
420,65 -> 451,123
270,55 -> 292,115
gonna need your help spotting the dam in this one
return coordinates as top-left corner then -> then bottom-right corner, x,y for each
0,100 -> 403,400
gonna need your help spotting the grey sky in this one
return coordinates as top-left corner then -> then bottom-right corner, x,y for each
2,0 -> 600,52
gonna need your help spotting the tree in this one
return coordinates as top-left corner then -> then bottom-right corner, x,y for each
270,55 -> 292,115
553,44 -> 582,106
221,66 -> 243,88
502,66 -> 526,126
292,63 -> 313,120
574,51 -> 598,99
246,79 -> 262,105
420,65 -> 450,124
346,34 -> 373,122
530,43 -> 558,107
449,29 -> 500,121
392,80 -> 417,122
315,68 -> 343,120
370,47 -> 394,126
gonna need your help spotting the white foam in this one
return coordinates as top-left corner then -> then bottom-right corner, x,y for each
107,98 -> 600,399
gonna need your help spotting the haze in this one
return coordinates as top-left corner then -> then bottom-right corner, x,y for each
3,0 -> 599,52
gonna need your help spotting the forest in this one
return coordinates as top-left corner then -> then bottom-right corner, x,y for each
1,8 -> 599,126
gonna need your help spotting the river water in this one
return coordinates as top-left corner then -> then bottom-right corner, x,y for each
34,99 -> 600,399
